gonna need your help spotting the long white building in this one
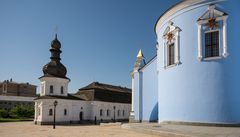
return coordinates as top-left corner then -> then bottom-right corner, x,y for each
34,35 -> 131,125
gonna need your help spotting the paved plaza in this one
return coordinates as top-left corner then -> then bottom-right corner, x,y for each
122,123 -> 240,137
0,121 -> 158,137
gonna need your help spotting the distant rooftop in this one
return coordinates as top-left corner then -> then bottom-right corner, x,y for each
78,82 -> 131,93
75,82 -> 131,104
0,79 -> 36,87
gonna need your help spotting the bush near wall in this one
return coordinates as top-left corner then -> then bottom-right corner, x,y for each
0,109 -> 8,118
9,105 -> 34,118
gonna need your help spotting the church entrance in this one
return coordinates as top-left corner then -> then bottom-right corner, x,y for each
79,112 -> 83,121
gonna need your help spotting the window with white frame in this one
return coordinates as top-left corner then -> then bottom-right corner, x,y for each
100,109 -> 103,116
197,5 -> 228,60
107,109 -> 110,116
50,85 -> 53,93
163,21 -> 181,68
64,109 -> 67,115
61,86 -> 64,94
49,109 -> 53,116
117,110 -> 120,116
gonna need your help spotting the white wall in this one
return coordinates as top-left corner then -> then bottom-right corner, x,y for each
85,101 -> 130,121
39,77 -> 69,96
35,99 -> 131,123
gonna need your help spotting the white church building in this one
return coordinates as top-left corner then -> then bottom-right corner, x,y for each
34,35 -> 131,125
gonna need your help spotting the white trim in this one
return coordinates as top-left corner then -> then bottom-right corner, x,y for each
163,22 -> 181,68
197,5 -> 228,61
204,29 -> 220,33
197,24 -> 203,61
175,30 -> 180,64
155,0 -> 225,33
164,63 -> 177,69
223,17 -> 228,57
0,95 -> 35,102
164,39 -> 167,68
203,56 -> 222,61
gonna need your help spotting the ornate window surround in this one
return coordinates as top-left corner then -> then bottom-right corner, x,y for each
162,21 -> 181,68
197,5 -> 228,61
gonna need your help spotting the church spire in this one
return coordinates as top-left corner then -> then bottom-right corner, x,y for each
50,33 -> 62,61
137,49 -> 144,58
134,49 -> 146,70
41,34 -> 68,79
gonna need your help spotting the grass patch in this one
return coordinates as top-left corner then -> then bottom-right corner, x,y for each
0,118 -> 33,122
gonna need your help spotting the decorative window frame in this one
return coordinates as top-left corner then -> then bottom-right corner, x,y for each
162,21 -> 181,69
197,5 -> 228,61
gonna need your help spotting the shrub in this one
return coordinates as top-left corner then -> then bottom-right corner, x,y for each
0,109 -> 8,118
9,105 -> 34,118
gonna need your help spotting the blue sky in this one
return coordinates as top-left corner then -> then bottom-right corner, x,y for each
0,0 -> 180,93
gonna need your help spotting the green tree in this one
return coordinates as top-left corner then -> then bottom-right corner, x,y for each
10,105 -> 34,118
0,109 -> 8,118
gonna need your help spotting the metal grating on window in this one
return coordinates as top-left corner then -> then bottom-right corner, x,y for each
205,31 -> 219,58
168,43 -> 175,65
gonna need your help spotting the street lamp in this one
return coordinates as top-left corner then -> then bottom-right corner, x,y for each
113,106 -> 116,122
53,100 -> 58,129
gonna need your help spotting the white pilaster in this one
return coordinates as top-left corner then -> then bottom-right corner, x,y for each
198,24 -> 203,61
131,73 -> 134,113
34,102 -> 37,122
223,18 -> 228,57
164,39 -> 167,67
175,30 -> 180,64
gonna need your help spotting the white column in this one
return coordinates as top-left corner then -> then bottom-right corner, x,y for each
175,31 -> 180,64
131,73 -> 134,112
34,102 -> 37,122
223,18 -> 228,57
198,24 -> 203,61
164,40 -> 167,67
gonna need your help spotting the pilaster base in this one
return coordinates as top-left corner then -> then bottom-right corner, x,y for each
129,111 -> 137,123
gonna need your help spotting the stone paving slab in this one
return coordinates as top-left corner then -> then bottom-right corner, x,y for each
121,123 -> 240,137
0,121 -> 160,137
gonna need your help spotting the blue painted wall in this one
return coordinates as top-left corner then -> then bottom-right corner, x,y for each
140,57 -> 158,122
156,0 -> 240,124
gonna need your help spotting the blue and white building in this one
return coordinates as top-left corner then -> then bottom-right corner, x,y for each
130,0 -> 240,125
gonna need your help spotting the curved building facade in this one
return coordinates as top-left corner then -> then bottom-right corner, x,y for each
131,0 -> 240,124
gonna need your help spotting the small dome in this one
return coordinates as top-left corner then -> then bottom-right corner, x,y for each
42,60 -> 67,78
51,34 -> 61,49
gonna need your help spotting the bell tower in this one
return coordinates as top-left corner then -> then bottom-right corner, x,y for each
39,34 -> 70,96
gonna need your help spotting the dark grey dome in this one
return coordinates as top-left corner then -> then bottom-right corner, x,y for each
40,34 -> 69,80
43,60 -> 67,78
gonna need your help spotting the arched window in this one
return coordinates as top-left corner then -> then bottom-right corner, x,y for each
61,86 -> 64,94
50,85 -> 53,93
107,109 -> 110,116
100,109 -> 103,116
122,110 -> 125,116
49,109 -> 53,116
117,110 -> 120,116
64,109 -> 67,115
